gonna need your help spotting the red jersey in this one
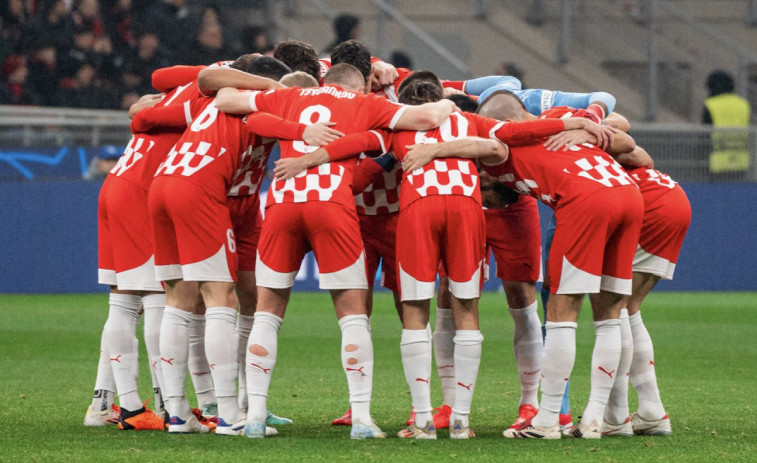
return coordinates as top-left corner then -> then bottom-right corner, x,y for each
384,111 -> 562,210
483,139 -> 635,209
387,112 -> 508,209
153,97 -> 261,200
322,115 -> 566,208
227,135 -> 277,197
109,80 -> 202,191
354,155 -> 402,215
248,84 -> 408,209
540,106 -> 602,124
626,166 -> 678,202
352,69 -> 462,215
543,106 -> 679,205
352,67 -> 412,216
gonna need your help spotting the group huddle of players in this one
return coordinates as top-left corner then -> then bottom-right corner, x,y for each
84,38 -> 691,440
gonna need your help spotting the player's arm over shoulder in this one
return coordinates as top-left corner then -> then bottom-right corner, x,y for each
215,84 -> 289,114
198,67 -> 284,96
393,99 -> 457,130
401,136 -> 508,172
151,65 -> 204,93
617,145 -> 654,168
604,112 -> 630,132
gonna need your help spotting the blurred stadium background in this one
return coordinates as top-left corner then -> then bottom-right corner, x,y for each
1,0 -> 756,293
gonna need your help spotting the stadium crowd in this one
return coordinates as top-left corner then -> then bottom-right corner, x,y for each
0,0 -> 275,108
34,5 -> 692,441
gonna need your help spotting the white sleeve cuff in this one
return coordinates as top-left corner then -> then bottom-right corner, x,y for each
248,91 -> 260,112
388,105 -> 410,130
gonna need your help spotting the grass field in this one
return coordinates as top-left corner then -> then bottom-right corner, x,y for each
1,292 -> 756,462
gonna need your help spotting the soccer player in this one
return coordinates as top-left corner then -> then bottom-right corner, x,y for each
431,88 -> 546,431
597,146 -> 691,437
473,79 -> 618,432
272,77 -> 604,439
232,69 -> 319,426
87,62 -> 236,430
472,91 -> 643,439
395,82 -> 610,439
273,39 -> 322,82
213,63 -> 457,439
515,106 -> 685,438
393,74 -> 611,432
319,39 -> 399,88
132,57 -> 342,435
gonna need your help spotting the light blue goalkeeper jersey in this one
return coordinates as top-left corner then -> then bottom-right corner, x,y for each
463,75 -> 616,116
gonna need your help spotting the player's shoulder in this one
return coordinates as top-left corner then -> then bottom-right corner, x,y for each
459,111 -> 485,123
160,82 -> 201,107
390,127 -> 416,147
208,60 -> 234,68
539,106 -> 575,119
455,111 -> 492,133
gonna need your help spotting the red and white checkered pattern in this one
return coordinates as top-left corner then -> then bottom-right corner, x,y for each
270,163 -> 346,204
155,141 -> 218,177
406,159 -> 479,197
629,167 -> 677,191
483,143 -> 636,210
228,138 -> 277,197
111,81 -> 202,191
572,154 -> 634,188
250,85 -> 408,209
355,162 -> 401,215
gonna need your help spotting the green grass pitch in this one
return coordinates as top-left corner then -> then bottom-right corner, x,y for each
1,292 -> 755,462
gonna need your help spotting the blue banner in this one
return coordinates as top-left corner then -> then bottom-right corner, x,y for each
0,181 -> 754,293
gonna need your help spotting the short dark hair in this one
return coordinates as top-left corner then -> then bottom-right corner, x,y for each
273,39 -> 321,81
396,70 -> 442,97
331,39 -> 371,82
229,53 -> 260,74
323,63 -> 365,91
390,50 -> 413,69
447,94 -> 478,113
235,55 -> 292,80
707,70 -> 735,96
333,14 -> 360,43
398,79 -> 443,105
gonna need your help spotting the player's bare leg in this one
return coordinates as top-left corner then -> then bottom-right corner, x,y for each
502,281 -> 542,432
448,295 -> 482,438
398,299 -> 436,439
244,286 -> 289,437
